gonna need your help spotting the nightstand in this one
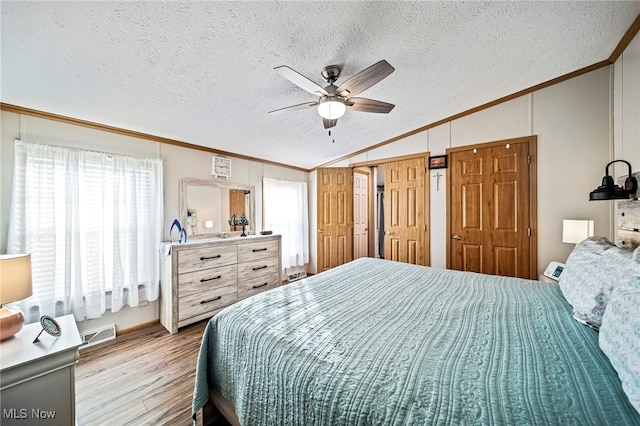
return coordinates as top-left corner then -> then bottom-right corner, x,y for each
539,274 -> 558,283
0,314 -> 82,426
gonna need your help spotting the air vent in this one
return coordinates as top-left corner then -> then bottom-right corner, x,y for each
79,324 -> 116,349
287,271 -> 307,282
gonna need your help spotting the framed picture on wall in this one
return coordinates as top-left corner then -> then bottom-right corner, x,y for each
428,155 -> 447,169
212,156 -> 231,179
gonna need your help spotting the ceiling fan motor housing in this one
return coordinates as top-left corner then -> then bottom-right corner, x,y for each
321,65 -> 342,84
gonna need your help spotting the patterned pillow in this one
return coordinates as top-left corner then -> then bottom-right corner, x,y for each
599,274 -> 640,413
595,245 -> 640,316
559,236 -> 617,328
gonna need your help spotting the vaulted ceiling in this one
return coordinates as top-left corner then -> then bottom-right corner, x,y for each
2,2 -> 639,169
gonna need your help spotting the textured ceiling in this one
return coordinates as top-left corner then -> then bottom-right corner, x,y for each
1,1 -> 639,170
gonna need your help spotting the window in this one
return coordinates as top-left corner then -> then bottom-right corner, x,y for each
262,177 -> 309,269
7,140 -> 163,322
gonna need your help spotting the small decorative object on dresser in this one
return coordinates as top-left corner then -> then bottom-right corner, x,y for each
159,234 -> 282,334
169,219 -> 187,243
32,315 -> 62,343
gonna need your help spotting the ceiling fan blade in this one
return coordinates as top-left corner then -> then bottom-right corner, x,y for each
323,118 -> 337,129
336,60 -> 395,97
268,101 -> 318,115
347,97 -> 395,114
274,66 -> 328,96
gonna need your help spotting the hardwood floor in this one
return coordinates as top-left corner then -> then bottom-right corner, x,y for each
75,319 -> 220,426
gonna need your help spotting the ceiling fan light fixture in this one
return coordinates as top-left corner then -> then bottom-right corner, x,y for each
318,97 -> 346,120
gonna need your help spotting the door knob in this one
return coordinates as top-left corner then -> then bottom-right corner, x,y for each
318,229 -> 324,234
384,231 -> 393,236
452,234 -> 464,240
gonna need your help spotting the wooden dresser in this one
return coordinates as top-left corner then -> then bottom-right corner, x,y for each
160,234 -> 281,334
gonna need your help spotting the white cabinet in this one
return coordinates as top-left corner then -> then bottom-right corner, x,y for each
160,235 -> 282,333
0,315 -> 82,426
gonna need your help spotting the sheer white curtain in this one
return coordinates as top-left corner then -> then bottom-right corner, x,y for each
262,177 -> 309,269
7,140 -> 163,322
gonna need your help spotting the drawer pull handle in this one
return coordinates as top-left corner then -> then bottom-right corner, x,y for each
201,275 -> 222,282
200,255 -> 222,260
252,283 -> 268,289
201,296 -> 222,304
252,265 -> 268,271
252,248 -> 268,252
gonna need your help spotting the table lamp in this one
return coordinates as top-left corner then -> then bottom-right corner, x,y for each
562,220 -> 594,246
0,254 -> 33,341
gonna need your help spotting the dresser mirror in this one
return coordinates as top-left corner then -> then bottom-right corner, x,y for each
179,178 -> 255,238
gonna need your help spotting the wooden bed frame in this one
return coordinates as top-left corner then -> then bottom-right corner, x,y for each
199,388 -> 240,426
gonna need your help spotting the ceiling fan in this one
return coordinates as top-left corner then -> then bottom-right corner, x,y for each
268,60 -> 395,129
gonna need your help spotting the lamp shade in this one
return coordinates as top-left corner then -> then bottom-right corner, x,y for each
0,254 -> 33,341
0,254 -> 33,305
562,220 -> 594,245
317,97 -> 346,119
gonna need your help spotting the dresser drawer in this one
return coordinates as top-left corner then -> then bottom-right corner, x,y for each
238,239 -> 279,262
178,246 -> 238,273
178,283 -> 237,321
237,272 -> 280,301
238,256 -> 279,281
178,264 -> 237,296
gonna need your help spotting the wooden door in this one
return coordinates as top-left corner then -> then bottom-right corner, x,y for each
353,170 -> 369,259
384,157 -> 427,265
317,168 -> 353,272
449,138 -> 536,278
229,189 -> 246,231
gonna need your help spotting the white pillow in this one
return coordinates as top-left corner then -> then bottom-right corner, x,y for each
558,236 -> 617,328
599,271 -> 640,413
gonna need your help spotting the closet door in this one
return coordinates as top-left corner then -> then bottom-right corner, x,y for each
353,170 -> 369,259
317,168 -> 353,272
448,137 -> 536,278
384,157 -> 428,265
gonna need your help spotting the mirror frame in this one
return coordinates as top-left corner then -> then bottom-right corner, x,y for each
179,178 -> 255,239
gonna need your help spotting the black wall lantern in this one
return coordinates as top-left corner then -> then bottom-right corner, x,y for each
589,160 -> 638,201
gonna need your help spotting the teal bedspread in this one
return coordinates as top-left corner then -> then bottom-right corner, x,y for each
193,258 -> 640,425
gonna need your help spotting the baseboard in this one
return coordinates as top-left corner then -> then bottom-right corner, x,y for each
117,319 -> 160,336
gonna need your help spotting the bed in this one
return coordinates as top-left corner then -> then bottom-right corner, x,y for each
192,241 -> 640,425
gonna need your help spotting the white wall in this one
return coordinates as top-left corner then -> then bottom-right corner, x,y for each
0,112 -> 307,333
614,32 -> 640,183
532,68 -> 612,264
311,66 -> 615,274
613,31 -> 640,247
614,32 -> 640,171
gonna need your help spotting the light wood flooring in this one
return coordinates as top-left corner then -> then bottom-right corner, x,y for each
75,319 -> 222,426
